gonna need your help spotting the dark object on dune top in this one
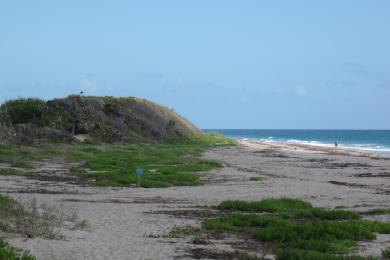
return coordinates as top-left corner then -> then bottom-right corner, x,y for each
0,95 -> 200,144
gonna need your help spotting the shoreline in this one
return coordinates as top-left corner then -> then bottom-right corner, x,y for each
239,139 -> 390,158
203,129 -> 390,157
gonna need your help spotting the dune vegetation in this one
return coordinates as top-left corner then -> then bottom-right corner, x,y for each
0,95 -> 235,188
0,192 -> 92,260
201,198 -> 390,259
0,95 -> 201,144
0,194 -> 35,259
0,134 -> 234,188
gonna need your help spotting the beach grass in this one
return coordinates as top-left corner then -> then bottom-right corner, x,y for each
0,193 -> 87,239
0,194 -> 36,259
0,134 -> 234,188
0,193 -> 21,214
202,198 -> 389,259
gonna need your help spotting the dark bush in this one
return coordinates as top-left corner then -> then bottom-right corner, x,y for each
1,99 -> 47,125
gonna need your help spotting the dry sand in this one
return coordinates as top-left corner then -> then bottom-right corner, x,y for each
1,141 -> 390,259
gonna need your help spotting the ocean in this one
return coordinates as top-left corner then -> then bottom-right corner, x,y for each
203,129 -> 390,155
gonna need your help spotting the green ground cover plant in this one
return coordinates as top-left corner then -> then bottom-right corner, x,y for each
202,198 -> 390,259
249,176 -> 264,181
0,144 -> 61,163
276,249 -> 374,260
216,198 -> 360,220
0,238 -> 35,260
146,227 -> 199,239
0,169 -> 29,176
69,135 -> 230,187
334,205 -> 347,209
365,208 -> 390,215
0,134 -> 234,188
382,247 -> 390,259
9,161 -> 32,169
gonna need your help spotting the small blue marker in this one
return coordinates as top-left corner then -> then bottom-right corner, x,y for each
135,168 -> 144,188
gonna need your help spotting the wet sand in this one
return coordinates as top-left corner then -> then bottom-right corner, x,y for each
1,141 -> 390,259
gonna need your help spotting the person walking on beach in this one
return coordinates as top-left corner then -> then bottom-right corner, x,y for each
335,141 -> 338,148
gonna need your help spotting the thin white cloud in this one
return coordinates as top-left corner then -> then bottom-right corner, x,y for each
295,86 -> 308,97
274,88 -> 289,96
79,79 -> 97,92
273,87 -> 309,97
174,78 -> 220,90
136,72 -> 164,80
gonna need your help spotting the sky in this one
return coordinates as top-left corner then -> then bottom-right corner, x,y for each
1,0 -> 389,129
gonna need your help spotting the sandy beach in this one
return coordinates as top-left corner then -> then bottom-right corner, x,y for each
1,140 -> 390,259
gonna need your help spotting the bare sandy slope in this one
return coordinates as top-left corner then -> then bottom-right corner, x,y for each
1,141 -> 390,259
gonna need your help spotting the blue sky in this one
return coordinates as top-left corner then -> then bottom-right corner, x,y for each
1,1 -> 389,129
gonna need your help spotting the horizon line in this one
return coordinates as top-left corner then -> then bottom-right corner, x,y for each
202,128 -> 390,131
